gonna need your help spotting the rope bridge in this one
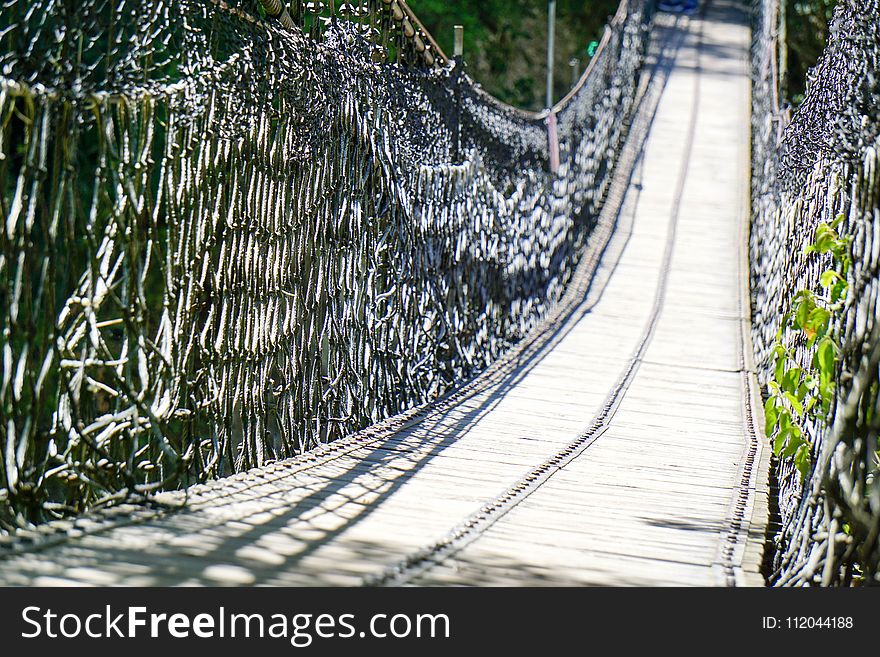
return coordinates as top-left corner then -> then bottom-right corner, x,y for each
0,0 -> 649,529
0,2 -> 769,586
1,0 -> 878,588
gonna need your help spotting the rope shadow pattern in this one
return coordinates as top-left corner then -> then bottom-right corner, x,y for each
0,0 -> 650,528
750,0 -> 880,585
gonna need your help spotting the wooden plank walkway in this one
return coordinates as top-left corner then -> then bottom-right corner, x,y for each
0,0 -> 770,587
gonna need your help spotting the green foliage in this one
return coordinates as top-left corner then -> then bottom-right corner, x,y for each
765,214 -> 851,480
415,0 -> 619,109
780,0 -> 838,106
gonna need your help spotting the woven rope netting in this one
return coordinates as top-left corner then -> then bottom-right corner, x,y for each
0,0 -> 650,528
751,0 -> 880,585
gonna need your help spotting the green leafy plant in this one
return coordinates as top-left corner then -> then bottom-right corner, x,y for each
764,214 -> 851,480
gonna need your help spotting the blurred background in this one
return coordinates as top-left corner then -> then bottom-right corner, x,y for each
416,0 -> 619,110
413,0 -> 836,110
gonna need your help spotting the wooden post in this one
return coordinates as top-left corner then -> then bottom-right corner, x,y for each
777,0 -> 788,100
569,58 -> 580,87
546,0 -> 556,108
452,25 -> 464,161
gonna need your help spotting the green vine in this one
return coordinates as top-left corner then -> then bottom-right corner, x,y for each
764,214 -> 851,480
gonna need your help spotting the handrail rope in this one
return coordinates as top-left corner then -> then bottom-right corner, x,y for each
1,0 -> 634,118
550,0 -> 629,114
396,0 -> 449,65
251,0 -> 634,119
459,0 -> 633,122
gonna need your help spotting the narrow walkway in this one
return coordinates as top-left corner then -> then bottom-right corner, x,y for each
0,1 -> 768,587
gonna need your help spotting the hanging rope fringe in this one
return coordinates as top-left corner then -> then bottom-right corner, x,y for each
0,0 -> 650,528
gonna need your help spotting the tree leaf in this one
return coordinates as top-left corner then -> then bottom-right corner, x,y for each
784,391 -> 804,417
817,336 -> 836,376
807,307 -> 830,333
778,409 -> 791,430
831,280 -> 848,303
794,295 -> 814,331
782,367 -> 801,394
773,429 -> 787,456
819,270 -> 840,288
774,355 -> 786,384
794,443 -> 812,480
783,428 -> 803,457
764,397 -> 778,435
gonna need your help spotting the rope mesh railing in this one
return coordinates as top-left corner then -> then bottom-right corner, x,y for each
750,0 -> 880,585
258,0 -> 449,67
0,0 -> 651,529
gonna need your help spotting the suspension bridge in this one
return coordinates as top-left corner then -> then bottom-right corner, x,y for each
0,0 -> 878,586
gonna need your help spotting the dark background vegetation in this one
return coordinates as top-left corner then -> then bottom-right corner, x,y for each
415,0 -> 619,110
779,0 -> 837,105
412,0 -> 835,110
